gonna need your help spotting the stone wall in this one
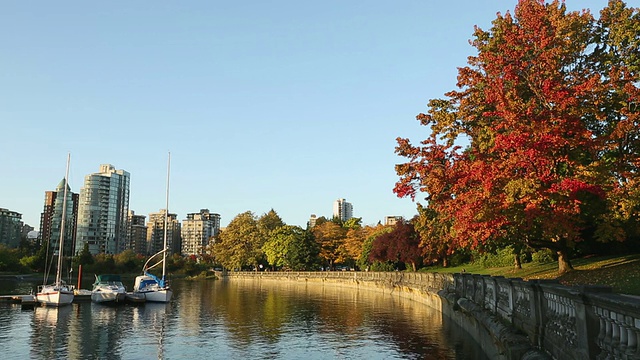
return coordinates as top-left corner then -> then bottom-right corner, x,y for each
218,271 -> 640,360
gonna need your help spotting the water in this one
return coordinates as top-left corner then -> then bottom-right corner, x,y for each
0,277 -> 488,359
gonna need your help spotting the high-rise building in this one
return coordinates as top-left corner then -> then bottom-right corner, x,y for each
181,209 -> 221,256
384,216 -> 403,226
147,209 -> 181,256
128,210 -> 147,255
0,208 -> 22,248
308,214 -> 318,228
333,198 -> 353,222
76,164 -> 130,255
38,178 -> 79,257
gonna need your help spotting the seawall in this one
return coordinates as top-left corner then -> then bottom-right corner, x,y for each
217,270 -> 640,360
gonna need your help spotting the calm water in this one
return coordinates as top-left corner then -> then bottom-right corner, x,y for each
0,277 -> 488,359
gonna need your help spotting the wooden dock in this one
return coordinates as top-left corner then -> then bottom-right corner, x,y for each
1,291 -> 146,306
0,294 -> 37,308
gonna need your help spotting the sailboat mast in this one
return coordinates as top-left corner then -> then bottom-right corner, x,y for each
57,153 -> 71,285
163,152 -> 170,280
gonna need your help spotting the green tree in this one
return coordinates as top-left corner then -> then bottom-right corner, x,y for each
213,211 -> 264,270
72,242 -> 94,270
262,225 -> 319,270
20,242 -> 48,272
114,249 -> 139,272
0,244 -> 25,272
257,209 -> 285,236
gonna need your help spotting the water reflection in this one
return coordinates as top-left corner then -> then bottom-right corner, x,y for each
31,305 -> 73,359
130,303 -> 171,360
1,278 -> 487,359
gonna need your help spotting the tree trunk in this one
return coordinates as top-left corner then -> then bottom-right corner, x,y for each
410,262 -> 417,272
514,254 -> 522,269
442,257 -> 448,268
557,250 -> 573,274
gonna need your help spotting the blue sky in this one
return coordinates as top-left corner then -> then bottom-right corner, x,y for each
1,1 -> 612,229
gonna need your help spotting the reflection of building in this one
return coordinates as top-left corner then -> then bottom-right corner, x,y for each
333,198 -> 353,222
39,178 -> 79,257
181,209 -> 220,256
0,207 -> 22,247
76,164 -> 130,255
147,209 -> 181,255
384,216 -> 403,226
128,210 -> 147,255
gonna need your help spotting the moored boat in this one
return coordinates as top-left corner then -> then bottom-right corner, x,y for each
37,153 -> 75,307
91,274 -> 127,304
132,152 -> 173,303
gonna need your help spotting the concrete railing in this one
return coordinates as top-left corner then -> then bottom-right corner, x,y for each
219,270 -> 640,360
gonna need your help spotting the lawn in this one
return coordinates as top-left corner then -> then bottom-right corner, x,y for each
423,254 -> 640,296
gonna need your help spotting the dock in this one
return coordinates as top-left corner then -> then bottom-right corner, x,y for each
1,291 -> 146,306
0,294 -> 37,309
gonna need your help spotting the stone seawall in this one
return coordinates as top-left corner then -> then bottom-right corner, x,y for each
218,271 -> 640,360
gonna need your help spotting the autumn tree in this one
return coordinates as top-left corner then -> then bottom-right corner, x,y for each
357,224 -> 394,271
213,211 -> 264,270
395,0 -> 639,273
311,221 -> 347,269
413,204 -> 454,267
369,220 -> 422,271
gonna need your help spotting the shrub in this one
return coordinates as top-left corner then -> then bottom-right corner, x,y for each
473,246 -> 518,268
532,249 -> 555,264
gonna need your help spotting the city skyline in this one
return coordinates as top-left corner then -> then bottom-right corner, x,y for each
0,1 -> 611,230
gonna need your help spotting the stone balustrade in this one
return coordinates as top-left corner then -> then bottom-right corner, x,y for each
219,270 -> 640,359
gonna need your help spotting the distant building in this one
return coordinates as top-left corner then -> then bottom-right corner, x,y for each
128,210 -> 147,255
21,223 -> 34,239
181,209 -> 220,256
38,178 -> 79,257
308,214 -> 318,228
384,216 -> 403,226
0,208 -> 22,248
147,209 -> 181,256
76,164 -> 130,255
333,198 -> 353,222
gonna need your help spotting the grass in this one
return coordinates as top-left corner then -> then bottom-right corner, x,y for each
423,254 -> 640,296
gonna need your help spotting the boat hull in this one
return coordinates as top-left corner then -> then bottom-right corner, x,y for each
140,289 -> 173,303
91,291 -> 126,304
37,287 -> 74,306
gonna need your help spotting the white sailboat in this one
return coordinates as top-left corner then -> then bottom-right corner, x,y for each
133,152 -> 173,303
37,153 -> 75,306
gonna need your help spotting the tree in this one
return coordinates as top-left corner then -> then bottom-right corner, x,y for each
588,1 -> 640,246
357,224 -> 394,271
257,209 -> 285,236
72,242 -> 94,269
262,225 -> 319,270
395,0 -> 639,273
311,221 -> 347,269
213,211 -> 264,270
369,220 -> 422,271
413,204 -> 454,267
343,227 -> 366,268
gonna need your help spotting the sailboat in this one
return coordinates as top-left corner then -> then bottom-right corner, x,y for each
132,152 -> 173,303
37,153 -> 75,306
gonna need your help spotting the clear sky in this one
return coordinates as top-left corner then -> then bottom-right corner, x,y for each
1,1 -> 612,229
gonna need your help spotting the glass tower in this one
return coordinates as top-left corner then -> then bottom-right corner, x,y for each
76,164 -> 130,255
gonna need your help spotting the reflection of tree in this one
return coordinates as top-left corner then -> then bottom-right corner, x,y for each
209,280 -> 486,359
